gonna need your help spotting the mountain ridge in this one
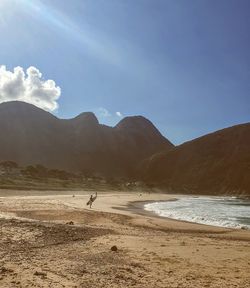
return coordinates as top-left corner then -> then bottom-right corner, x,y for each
0,101 -> 173,177
143,121 -> 250,196
1,100 -> 249,196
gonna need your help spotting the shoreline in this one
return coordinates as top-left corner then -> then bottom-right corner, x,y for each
127,197 -> 250,231
126,199 -> 179,219
0,190 -> 249,234
107,193 -> 250,239
126,199 -> 234,234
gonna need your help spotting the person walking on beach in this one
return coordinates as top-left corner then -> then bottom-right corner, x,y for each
89,194 -> 94,208
87,192 -> 97,208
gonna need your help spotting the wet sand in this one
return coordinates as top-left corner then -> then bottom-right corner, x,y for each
0,190 -> 249,287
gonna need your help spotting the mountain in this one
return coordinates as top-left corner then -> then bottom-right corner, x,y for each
143,123 -> 250,196
0,101 -> 173,177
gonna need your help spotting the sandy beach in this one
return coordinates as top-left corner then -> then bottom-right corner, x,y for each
0,190 -> 249,288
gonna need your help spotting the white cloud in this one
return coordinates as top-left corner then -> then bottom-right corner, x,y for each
0,65 -> 61,111
116,111 -> 123,117
96,108 -> 124,119
96,107 -> 111,118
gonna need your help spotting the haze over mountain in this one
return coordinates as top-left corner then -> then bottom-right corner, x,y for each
0,101 -> 173,177
143,123 -> 250,196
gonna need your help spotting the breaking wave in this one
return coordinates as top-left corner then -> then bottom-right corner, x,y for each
144,196 -> 250,229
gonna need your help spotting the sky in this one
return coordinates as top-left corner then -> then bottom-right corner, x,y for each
0,0 -> 249,145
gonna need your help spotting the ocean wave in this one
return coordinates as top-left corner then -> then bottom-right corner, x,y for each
144,196 -> 250,229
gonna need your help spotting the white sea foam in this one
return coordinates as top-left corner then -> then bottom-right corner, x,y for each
144,196 -> 250,229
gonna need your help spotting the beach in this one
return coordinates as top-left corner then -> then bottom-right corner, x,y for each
0,190 -> 249,288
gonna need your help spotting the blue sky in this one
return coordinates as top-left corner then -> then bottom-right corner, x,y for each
0,0 -> 249,144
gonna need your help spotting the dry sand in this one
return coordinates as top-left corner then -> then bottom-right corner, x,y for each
0,190 -> 249,288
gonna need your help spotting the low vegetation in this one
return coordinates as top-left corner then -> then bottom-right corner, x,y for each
0,161 -> 148,191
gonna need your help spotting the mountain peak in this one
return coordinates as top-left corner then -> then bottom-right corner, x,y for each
0,101 -> 57,120
115,115 -> 172,142
116,116 -> 156,130
73,112 -> 99,126
0,100 -> 40,111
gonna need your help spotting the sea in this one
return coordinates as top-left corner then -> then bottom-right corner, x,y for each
144,196 -> 250,229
